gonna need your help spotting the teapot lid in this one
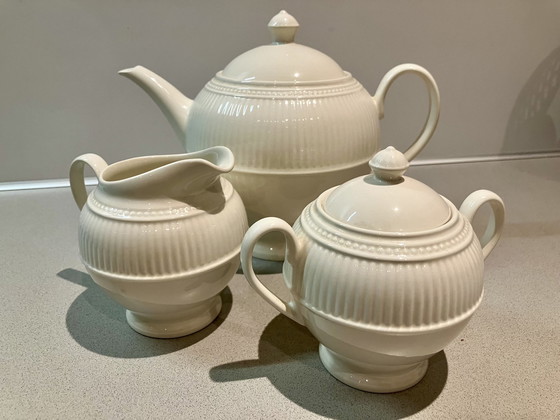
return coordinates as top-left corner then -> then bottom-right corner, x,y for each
217,10 -> 349,84
324,147 -> 451,232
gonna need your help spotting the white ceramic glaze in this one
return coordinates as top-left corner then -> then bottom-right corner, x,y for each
119,10 -> 441,261
241,146 -> 505,393
70,146 -> 248,338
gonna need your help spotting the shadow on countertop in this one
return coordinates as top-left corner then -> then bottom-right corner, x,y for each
57,268 -> 232,358
210,314 -> 448,419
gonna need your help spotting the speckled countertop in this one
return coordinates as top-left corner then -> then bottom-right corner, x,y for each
1,157 -> 559,419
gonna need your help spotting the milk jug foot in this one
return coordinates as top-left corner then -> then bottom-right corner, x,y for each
125,295 -> 222,338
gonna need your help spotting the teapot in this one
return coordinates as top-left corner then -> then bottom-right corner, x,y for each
240,146 -> 505,392
70,146 -> 248,338
119,10 -> 441,261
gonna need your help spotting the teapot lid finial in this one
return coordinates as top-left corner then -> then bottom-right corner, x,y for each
220,10 -> 346,83
369,146 -> 410,183
268,10 -> 299,44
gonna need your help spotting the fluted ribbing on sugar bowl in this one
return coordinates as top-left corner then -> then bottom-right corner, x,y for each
70,146 -> 248,338
241,146 -> 505,393
295,194 -> 485,331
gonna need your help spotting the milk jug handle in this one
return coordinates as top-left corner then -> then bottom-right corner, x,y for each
372,64 -> 441,161
240,218 -> 306,325
69,154 -> 108,210
459,190 -> 505,260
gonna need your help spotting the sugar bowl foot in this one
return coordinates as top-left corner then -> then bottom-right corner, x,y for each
319,345 -> 428,393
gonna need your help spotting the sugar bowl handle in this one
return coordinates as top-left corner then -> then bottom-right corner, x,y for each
373,64 -> 441,161
69,153 -> 108,210
459,190 -> 505,259
241,217 -> 306,325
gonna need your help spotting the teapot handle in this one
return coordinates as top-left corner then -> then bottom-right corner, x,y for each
69,154 -> 108,210
459,190 -> 505,260
372,64 -> 441,161
240,217 -> 306,325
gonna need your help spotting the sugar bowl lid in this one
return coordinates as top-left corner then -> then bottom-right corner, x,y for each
324,146 -> 451,232
217,10 -> 349,84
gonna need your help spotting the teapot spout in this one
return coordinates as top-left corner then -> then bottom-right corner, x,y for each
119,65 -> 193,144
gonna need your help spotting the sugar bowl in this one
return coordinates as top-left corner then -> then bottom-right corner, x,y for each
241,146 -> 504,392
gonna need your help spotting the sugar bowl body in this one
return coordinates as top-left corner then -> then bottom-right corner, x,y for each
70,146 -> 248,338
241,147 -> 505,392
119,10 -> 440,260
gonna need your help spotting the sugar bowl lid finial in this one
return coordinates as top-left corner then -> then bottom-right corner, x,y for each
324,146 -> 450,232
369,146 -> 410,183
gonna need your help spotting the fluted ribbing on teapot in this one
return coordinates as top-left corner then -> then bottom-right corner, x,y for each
78,180 -> 247,277
292,194 -> 485,330
187,83 -> 377,171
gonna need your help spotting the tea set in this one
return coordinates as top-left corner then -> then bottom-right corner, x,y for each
70,11 -> 504,393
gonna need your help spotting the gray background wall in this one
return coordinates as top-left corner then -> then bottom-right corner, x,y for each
1,0 -> 559,183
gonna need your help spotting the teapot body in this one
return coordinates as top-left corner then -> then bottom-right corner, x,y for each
186,75 -> 377,227
70,149 -> 248,338
119,11 -> 441,260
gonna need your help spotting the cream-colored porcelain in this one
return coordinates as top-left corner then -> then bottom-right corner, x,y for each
241,146 -> 505,393
119,10 -> 441,261
70,146 -> 248,338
